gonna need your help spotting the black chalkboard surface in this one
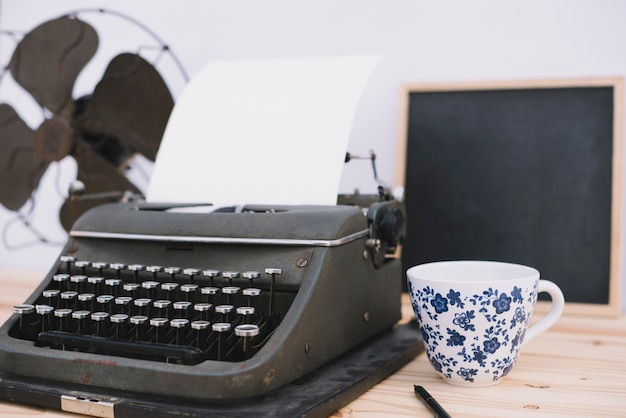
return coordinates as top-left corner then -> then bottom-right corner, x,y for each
396,79 -> 623,316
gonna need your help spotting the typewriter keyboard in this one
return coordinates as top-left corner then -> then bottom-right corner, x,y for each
10,256 -> 295,365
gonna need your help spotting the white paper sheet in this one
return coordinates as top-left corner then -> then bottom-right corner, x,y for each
145,56 -> 379,208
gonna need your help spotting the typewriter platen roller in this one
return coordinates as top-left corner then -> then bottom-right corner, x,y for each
0,199 -> 405,401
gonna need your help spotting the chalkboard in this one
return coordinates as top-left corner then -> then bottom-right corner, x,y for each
395,79 -> 624,316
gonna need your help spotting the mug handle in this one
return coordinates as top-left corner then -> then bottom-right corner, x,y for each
522,279 -> 565,346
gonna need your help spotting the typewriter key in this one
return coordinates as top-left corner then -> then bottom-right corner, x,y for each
128,264 -> 145,282
146,265 -> 163,281
123,282 -> 141,298
70,275 -> 87,293
242,271 -> 260,287
183,268 -> 201,283
173,301 -> 192,318
194,303 -> 212,321
53,274 -> 70,291
59,256 -> 76,274
60,291 -> 78,309
235,324 -> 260,353
134,298 -> 152,316
42,289 -> 60,305
223,271 -> 239,286
110,313 -> 129,339
36,304 -> 54,332
74,261 -> 91,275
12,304 -> 35,335
170,318 -> 189,344
78,293 -> 95,311
87,276 -> 104,294
91,262 -> 108,276
202,270 -> 220,286
153,300 -> 171,317
150,317 -> 169,343
54,308 -> 72,332
72,310 -> 90,334
212,322 -> 231,361
91,312 -> 109,337
181,284 -> 199,301
130,315 -> 149,340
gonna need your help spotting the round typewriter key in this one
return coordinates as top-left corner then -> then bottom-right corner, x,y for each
173,301 -> 192,318
194,303 -> 212,321
59,256 -> 76,274
202,270 -> 220,286
154,300 -> 171,317
60,291 -> 78,310
72,310 -> 90,334
183,268 -> 201,283
115,296 -> 133,314
134,298 -> 152,316
164,267 -> 181,282
237,306 -> 255,323
111,313 -> 129,339
215,304 -> 234,323
212,322 -> 230,332
91,262 -> 108,274
43,289 -> 60,301
105,278 -> 123,296
13,304 -> 35,315
74,261 -> 91,276
91,311 -> 109,336
212,322 -> 231,360
223,271 -> 239,286
88,276 -> 105,293
109,263 -> 126,281
242,271 -> 260,287
13,304 -> 35,333
192,320 -> 210,330
235,323 -> 259,337
36,304 -> 54,332
142,281 -> 160,299
78,293 -> 95,311
150,317 -> 169,343
130,315 -> 149,340
146,265 -> 163,282
222,286 -> 240,295
55,308 -> 73,332
70,275 -> 87,293
235,324 -> 260,354
181,283 -> 199,294
162,282 -> 179,291
123,282 -> 140,298
191,320 -> 211,348
128,264 -> 145,272
201,286 -> 218,295
53,274 -> 70,291
171,318 -> 189,344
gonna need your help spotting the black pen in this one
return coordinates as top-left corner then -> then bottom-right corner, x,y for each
414,385 -> 452,418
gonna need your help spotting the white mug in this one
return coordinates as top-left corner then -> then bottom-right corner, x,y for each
407,260 -> 564,387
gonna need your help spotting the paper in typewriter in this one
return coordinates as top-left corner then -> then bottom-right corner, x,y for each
146,56 -> 380,208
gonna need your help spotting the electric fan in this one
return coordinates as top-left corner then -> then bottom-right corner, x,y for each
0,14 -> 175,232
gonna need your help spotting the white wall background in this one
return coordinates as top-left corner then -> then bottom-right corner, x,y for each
1,0 -> 625,312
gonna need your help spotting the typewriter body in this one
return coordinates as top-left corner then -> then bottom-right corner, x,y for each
0,199 -> 405,401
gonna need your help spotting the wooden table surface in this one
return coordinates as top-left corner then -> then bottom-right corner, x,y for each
0,270 -> 625,417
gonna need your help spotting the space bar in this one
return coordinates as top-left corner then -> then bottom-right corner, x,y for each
38,331 -> 204,364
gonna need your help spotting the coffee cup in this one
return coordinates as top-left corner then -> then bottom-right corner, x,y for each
407,260 -> 564,387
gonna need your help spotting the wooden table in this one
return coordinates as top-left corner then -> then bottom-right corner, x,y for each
0,270 -> 625,417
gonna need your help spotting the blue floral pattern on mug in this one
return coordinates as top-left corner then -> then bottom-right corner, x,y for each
408,279 -> 539,386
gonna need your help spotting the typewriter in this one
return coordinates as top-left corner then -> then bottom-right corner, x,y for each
0,195 -> 408,410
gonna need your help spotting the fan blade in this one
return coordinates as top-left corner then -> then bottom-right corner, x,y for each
8,16 -> 98,116
59,141 -> 140,231
0,104 -> 48,210
78,53 -> 174,161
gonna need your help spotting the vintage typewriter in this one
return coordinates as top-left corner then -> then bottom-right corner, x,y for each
0,191 -> 411,414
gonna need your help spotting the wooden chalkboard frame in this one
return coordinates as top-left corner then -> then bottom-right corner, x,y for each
395,78 -> 624,317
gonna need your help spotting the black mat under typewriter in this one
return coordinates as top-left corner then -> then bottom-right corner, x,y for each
0,199 -> 417,415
